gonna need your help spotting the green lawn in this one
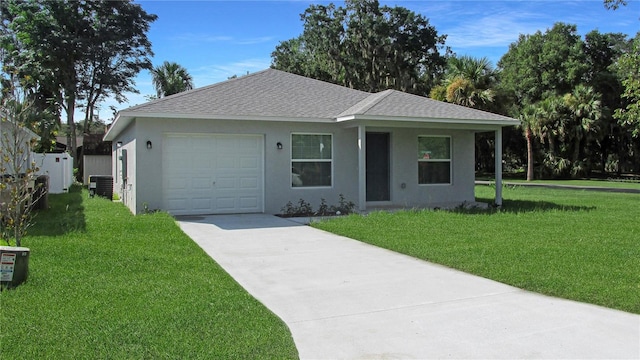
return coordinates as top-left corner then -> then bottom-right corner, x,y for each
314,185 -> 640,314
0,187 -> 298,359
496,178 -> 640,190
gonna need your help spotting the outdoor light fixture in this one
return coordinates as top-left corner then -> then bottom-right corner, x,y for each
146,140 -> 152,149
276,142 -> 283,150
116,141 -> 122,148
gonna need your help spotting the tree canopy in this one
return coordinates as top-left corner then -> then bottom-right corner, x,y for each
614,33 -> 640,137
1,0 -> 156,160
271,0 -> 448,95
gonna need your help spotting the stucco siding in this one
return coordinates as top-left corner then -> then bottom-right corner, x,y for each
127,118 -> 360,214
115,116 -> 484,214
366,127 -> 475,208
111,121 -> 137,213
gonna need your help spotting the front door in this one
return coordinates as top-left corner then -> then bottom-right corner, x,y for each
366,132 -> 390,202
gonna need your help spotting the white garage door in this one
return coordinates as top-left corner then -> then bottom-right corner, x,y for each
163,133 -> 264,215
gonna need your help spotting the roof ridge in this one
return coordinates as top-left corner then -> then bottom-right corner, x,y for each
337,89 -> 394,117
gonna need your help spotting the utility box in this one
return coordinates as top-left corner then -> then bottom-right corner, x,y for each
89,175 -> 113,200
0,246 -> 30,288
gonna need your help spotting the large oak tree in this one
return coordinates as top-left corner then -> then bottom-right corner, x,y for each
271,0 -> 448,95
1,0 -> 156,165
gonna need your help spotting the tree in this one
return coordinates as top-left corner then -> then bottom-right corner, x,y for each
150,61 -> 194,98
0,73 -> 42,247
1,0 -> 157,167
519,105 -> 539,181
614,34 -> 640,137
432,55 -> 497,111
604,0 -> 628,9
498,23 -> 586,106
271,0 -> 448,95
563,85 -> 604,175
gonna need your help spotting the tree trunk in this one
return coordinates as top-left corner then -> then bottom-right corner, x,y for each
526,127 -> 534,181
66,94 -> 78,170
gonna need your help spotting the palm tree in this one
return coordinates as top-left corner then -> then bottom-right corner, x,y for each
519,105 -> 538,181
150,61 -> 194,98
563,84 -> 603,175
442,56 -> 496,110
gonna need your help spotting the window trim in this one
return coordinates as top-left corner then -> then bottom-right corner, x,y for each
417,135 -> 452,185
290,132 -> 333,189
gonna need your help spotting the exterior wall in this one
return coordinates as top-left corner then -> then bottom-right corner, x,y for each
83,155 -> 112,185
377,127 -> 476,208
114,117 -> 479,215
127,118 -> 359,214
112,122 -> 138,213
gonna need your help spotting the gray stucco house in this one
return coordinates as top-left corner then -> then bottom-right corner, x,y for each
104,69 -> 519,215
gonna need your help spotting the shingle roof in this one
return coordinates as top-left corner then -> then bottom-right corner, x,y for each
106,69 -> 518,140
123,69 -> 371,119
341,89 -> 516,122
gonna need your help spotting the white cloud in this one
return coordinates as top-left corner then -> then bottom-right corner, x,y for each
168,33 -> 274,45
191,58 -> 272,85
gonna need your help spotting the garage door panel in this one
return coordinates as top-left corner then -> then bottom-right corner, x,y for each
166,198 -> 188,213
239,196 -> 258,209
192,197 -> 212,210
166,177 -> 189,190
192,177 -> 213,190
215,197 -> 236,211
239,156 -> 259,169
218,157 -> 237,169
239,177 -> 258,189
163,134 -> 263,215
216,177 -> 236,190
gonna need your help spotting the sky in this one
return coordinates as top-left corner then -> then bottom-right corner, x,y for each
95,0 -> 640,121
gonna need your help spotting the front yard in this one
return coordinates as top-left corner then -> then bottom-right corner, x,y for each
0,187 -> 298,359
2,183 -> 637,359
314,185 -> 640,314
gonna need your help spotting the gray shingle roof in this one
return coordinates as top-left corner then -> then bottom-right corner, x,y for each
343,89 -> 517,122
123,69 -> 371,119
106,69 -> 518,140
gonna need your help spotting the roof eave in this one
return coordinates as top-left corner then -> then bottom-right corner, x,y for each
103,111 -> 336,141
336,114 -> 521,127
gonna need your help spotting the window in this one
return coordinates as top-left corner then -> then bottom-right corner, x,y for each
418,136 -> 451,184
291,133 -> 332,187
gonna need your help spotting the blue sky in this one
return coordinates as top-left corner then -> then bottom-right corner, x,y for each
97,0 -> 640,121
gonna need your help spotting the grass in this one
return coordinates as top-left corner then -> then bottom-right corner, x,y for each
497,178 -> 640,190
0,186 -> 298,359
314,185 -> 640,314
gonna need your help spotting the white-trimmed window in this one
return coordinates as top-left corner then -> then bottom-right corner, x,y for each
418,136 -> 451,184
291,133 -> 332,187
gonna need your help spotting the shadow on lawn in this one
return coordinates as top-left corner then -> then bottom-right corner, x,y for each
29,185 -> 86,236
470,198 -> 596,214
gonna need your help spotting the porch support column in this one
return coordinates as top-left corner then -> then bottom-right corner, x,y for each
495,127 -> 503,207
358,125 -> 366,211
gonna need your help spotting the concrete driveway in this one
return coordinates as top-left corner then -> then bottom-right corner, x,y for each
177,214 -> 640,359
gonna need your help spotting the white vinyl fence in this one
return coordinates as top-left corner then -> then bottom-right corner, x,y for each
33,153 -> 74,194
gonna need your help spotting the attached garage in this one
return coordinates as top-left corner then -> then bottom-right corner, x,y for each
162,133 -> 264,215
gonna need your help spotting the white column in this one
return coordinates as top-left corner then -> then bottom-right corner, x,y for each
495,127 -> 503,207
358,125 -> 366,211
